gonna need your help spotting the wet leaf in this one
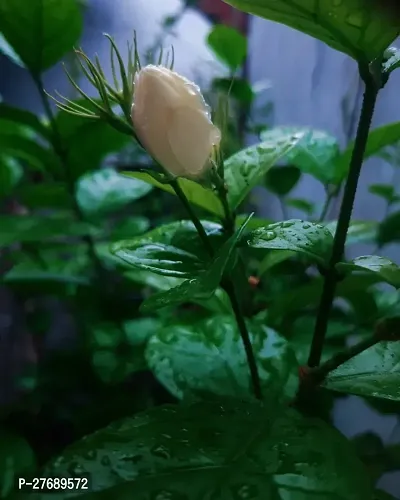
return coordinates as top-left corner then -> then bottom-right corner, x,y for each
337,256 -> 400,289
225,128 -> 306,209
324,342 -> 400,402
33,399 -> 373,499
123,171 -> 224,217
222,0 -> 399,62
146,315 -> 297,401
325,220 -> 378,245
139,216 -> 252,312
111,221 -> 222,277
245,219 -> 333,265
76,168 -> 152,218
261,127 -> 340,184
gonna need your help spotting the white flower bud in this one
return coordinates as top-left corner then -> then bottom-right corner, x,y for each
131,65 -> 221,179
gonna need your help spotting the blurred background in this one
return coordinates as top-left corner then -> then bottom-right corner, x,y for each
0,0 -> 399,497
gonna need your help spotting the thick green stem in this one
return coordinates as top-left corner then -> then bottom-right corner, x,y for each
170,178 -> 262,400
307,66 -> 380,368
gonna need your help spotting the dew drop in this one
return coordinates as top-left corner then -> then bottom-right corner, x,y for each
302,223 -> 311,229
347,12 -> 363,27
262,230 -> 276,241
281,221 -> 296,228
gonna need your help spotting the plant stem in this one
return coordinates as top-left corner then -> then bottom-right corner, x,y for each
223,280 -> 262,399
302,317 -> 399,386
319,190 -> 335,222
32,75 -> 104,275
279,197 -> 288,220
170,178 -> 262,400
169,179 -> 214,257
307,65 -> 380,368
307,335 -> 379,384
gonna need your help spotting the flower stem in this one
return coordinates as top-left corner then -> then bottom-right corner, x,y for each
307,64 -> 380,368
223,279 -> 262,399
169,179 -> 214,257
170,178 -> 262,400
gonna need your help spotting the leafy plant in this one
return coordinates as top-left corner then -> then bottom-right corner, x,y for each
1,0 -> 400,499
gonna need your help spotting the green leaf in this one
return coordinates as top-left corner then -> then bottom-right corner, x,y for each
378,210 -> 400,245
325,220 -> 378,246
16,183 -> 72,209
124,270 -> 231,315
0,213 -> 96,247
0,429 -> 36,498
0,122 -> 59,172
0,103 -> 49,138
76,168 -> 152,217
286,197 -> 315,215
212,77 -> 254,105
290,316 -> 353,365
225,128 -> 306,209
109,217 -> 150,240
0,0 -> 83,72
207,25 -> 247,70
146,315 -> 297,400
3,259 -> 90,286
123,171 -> 224,217
112,220 -> 222,277
56,102 -> 131,180
258,249 -> 296,275
36,399 -> 373,500
222,0 -> 399,62
269,274 -> 381,321
124,270 -> 183,291
265,165 -> 301,196
337,256 -> 400,289
245,219 -> 333,265
339,122 -> 400,180
368,183 -> 399,203
0,156 -> 23,198
90,318 -> 161,383
0,32 -> 24,67
323,341 -> 400,401
140,215 -> 252,312
261,127 -> 340,184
